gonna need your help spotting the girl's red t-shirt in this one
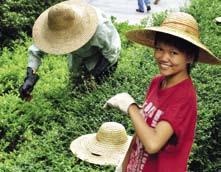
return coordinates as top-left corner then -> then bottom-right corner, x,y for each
127,75 -> 197,172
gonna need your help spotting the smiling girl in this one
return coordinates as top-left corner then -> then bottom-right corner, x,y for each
104,12 -> 221,172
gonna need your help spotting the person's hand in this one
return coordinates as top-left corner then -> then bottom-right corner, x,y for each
19,67 -> 39,101
103,92 -> 136,114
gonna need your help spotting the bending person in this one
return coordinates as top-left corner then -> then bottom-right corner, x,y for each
19,0 -> 121,101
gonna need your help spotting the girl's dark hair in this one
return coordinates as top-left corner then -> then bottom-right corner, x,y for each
154,32 -> 199,74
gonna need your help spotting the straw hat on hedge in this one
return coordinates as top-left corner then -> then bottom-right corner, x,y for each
70,122 -> 132,166
32,0 -> 98,55
126,12 -> 221,65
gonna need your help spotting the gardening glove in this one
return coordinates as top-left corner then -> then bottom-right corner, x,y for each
103,92 -> 136,114
19,67 -> 39,101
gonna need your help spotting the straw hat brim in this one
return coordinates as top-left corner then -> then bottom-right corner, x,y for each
126,26 -> 221,65
70,133 -> 132,166
32,0 -> 98,55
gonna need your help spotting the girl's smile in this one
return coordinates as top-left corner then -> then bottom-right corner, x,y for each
154,42 -> 192,88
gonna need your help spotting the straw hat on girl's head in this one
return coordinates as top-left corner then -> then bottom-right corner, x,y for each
32,0 -> 98,55
126,12 -> 221,65
70,122 -> 132,165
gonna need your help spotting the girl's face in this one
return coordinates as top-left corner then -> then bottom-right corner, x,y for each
154,41 -> 192,80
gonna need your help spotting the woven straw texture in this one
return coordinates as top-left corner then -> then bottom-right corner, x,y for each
32,0 -> 98,55
70,122 -> 132,166
126,12 -> 221,65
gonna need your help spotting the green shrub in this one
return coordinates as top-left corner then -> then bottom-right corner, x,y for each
0,0 -> 220,171
0,0 -> 62,49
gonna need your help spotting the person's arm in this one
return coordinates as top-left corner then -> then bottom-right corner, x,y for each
128,104 -> 174,154
28,44 -> 45,72
104,93 -> 174,154
98,22 -> 121,64
91,9 -> 121,65
19,45 -> 44,101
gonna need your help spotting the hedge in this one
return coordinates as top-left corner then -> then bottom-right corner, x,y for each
0,0 -> 221,171
0,0 -> 62,49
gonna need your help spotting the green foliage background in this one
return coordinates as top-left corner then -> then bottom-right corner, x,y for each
0,0 -> 62,49
0,0 -> 221,171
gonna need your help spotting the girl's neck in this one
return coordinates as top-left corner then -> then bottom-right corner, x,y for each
161,73 -> 190,89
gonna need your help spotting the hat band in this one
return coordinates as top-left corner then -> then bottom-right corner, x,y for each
96,132 -> 128,145
162,21 -> 199,39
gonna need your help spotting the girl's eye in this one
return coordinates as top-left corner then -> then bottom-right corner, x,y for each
170,51 -> 178,56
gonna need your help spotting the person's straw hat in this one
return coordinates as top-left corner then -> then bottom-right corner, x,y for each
32,0 -> 98,55
126,12 -> 221,65
70,122 -> 132,166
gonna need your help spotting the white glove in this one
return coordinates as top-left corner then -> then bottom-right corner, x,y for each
103,92 -> 136,114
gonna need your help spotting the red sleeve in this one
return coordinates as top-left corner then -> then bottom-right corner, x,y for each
159,98 -> 196,141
